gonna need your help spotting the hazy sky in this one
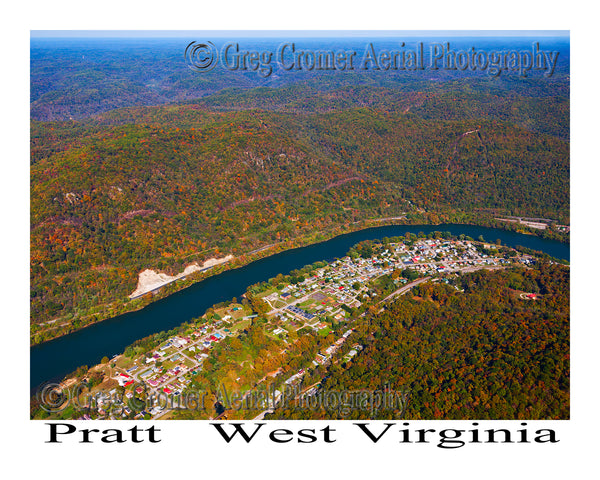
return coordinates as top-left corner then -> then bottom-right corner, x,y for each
31,30 -> 569,38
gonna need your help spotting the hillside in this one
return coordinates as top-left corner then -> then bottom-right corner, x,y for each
30,85 -> 569,344
269,262 -> 570,420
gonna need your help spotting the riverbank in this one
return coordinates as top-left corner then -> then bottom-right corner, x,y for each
30,215 -> 569,347
128,255 -> 235,299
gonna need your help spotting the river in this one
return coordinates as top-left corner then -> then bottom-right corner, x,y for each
30,224 -> 569,391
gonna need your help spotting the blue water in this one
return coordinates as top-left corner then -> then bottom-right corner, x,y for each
30,224 -> 568,391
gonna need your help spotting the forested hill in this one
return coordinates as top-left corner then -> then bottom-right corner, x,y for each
192,81 -> 569,140
31,82 -> 569,343
269,262 -> 570,420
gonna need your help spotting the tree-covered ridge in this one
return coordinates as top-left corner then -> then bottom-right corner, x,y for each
270,262 -> 569,420
32,102 -> 569,221
195,82 -> 569,140
305,109 -> 568,216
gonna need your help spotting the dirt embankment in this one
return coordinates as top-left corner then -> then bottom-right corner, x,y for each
128,255 -> 234,299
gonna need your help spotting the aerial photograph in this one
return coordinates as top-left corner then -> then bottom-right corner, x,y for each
30,31 -> 570,422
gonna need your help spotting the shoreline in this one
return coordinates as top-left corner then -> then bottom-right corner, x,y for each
128,255 -> 235,299
29,216 -> 569,347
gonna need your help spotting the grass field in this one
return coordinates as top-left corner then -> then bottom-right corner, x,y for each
318,326 -> 332,337
231,318 -> 252,332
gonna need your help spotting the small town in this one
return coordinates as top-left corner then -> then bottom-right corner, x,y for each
56,237 -> 534,420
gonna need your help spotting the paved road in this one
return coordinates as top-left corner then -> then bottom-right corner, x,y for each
381,276 -> 432,303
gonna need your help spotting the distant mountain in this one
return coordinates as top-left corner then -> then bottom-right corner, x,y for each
30,36 -> 570,125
